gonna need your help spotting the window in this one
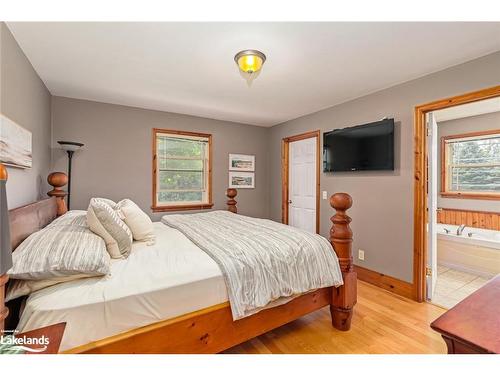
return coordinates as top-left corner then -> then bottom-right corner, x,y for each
441,129 -> 500,199
152,129 -> 213,211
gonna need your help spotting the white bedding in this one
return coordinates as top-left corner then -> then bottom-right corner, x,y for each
16,222 -> 228,351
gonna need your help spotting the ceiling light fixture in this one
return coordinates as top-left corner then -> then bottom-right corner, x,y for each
234,49 -> 266,86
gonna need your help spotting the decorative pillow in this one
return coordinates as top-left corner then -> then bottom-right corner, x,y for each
94,197 -> 118,209
7,224 -> 110,281
117,199 -> 155,243
87,198 -> 133,258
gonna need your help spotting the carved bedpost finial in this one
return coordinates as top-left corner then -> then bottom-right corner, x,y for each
226,188 -> 238,213
329,192 -> 357,331
330,193 -> 353,273
47,172 -> 69,216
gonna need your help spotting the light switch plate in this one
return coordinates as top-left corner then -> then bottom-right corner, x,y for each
322,191 -> 328,200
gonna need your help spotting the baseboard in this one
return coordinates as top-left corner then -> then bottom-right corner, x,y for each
354,265 -> 414,300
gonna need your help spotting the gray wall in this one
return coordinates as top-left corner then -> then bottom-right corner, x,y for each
51,96 -> 269,221
268,51 -> 500,283
0,23 -> 52,209
437,111 -> 500,212
5,19 -> 500,284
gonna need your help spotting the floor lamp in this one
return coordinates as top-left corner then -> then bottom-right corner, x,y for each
57,141 -> 84,210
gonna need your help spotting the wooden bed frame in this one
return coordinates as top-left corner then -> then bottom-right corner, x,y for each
1,178 -> 357,354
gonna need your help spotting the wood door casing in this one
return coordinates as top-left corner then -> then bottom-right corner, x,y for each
413,85 -> 500,302
282,130 -> 320,234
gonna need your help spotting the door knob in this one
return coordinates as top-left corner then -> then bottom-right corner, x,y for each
288,200 -> 292,204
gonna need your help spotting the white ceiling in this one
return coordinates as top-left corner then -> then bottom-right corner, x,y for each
434,97 -> 500,122
7,22 -> 500,127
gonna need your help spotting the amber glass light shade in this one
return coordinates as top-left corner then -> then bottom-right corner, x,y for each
234,50 -> 266,85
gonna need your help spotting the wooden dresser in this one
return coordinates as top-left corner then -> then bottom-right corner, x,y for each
431,275 -> 500,354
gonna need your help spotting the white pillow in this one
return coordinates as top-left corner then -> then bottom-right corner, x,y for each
87,198 -> 133,259
117,199 -> 155,243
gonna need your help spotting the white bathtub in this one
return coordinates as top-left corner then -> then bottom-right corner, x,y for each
436,224 -> 500,277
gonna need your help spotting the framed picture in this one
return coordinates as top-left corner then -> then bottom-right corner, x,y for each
0,114 -> 32,169
229,154 -> 255,172
229,172 -> 255,189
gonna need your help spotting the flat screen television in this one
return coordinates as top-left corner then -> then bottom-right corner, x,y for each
323,119 -> 394,172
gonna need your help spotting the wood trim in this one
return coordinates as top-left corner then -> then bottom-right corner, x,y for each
152,128 -> 213,212
151,203 -> 214,212
440,128 -> 500,141
413,85 -> 500,302
437,207 -> 500,230
64,288 -> 332,354
440,192 -> 500,200
354,265 -> 413,300
281,130 -> 320,234
440,129 -> 500,200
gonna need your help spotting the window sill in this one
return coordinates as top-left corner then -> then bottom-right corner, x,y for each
440,192 -> 500,200
151,203 -> 214,212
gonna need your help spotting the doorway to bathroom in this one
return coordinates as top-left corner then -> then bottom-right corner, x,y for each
413,86 -> 500,307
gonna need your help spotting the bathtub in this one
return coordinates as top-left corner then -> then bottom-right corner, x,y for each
436,223 -> 500,278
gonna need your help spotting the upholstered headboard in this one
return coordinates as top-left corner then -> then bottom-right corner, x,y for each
9,197 -> 58,250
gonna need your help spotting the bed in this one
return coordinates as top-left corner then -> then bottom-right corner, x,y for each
2,189 -> 357,354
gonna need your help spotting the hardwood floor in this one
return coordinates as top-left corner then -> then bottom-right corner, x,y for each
224,281 -> 447,354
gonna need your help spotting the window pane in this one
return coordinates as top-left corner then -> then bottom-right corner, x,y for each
162,159 -> 203,171
158,137 -> 206,158
450,137 -> 500,165
158,191 -> 203,203
450,166 -> 500,192
159,171 -> 203,190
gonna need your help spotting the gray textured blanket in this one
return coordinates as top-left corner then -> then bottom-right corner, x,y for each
161,211 -> 343,319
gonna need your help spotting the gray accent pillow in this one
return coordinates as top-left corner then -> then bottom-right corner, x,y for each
87,198 -> 133,259
8,224 -> 110,281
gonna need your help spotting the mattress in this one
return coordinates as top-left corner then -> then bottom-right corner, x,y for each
16,222 -> 228,352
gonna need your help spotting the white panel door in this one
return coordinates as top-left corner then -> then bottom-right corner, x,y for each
426,112 -> 438,300
289,137 -> 317,233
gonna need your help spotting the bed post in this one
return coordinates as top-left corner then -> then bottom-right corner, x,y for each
47,172 -> 68,216
226,188 -> 237,213
330,193 -> 357,331
0,163 -> 9,336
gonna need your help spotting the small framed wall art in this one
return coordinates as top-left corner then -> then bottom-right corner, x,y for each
229,171 -> 255,189
229,154 -> 255,172
0,114 -> 32,169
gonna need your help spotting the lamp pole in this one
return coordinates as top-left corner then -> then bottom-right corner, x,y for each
66,150 -> 74,210
57,141 -> 84,211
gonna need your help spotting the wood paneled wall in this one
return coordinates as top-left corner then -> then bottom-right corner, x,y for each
437,208 -> 500,230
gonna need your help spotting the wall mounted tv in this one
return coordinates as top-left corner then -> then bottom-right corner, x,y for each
323,118 -> 394,172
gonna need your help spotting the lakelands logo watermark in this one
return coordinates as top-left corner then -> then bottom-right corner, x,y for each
1,329 -> 49,353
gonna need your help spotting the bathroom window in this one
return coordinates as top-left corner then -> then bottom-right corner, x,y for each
152,129 -> 213,211
441,129 -> 500,199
